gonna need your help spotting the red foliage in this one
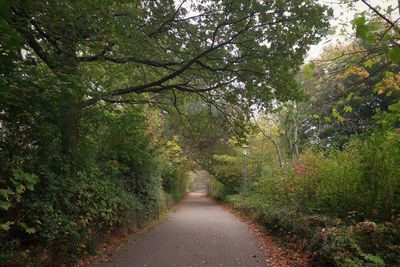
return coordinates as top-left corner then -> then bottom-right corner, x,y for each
294,162 -> 306,176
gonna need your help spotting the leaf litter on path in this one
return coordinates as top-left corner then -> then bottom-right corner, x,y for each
223,205 -> 314,267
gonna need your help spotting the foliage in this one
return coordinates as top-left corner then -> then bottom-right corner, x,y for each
298,45 -> 400,148
209,2 -> 400,266
2,0 -> 400,266
212,113 -> 400,266
0,102 -> 191,266
209,179 -> 236,202
0,169 -> 39,233
0,0 -> 330,146
350,1 -> 400,65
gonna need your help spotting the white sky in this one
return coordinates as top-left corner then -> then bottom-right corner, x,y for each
305,0 -> 398,62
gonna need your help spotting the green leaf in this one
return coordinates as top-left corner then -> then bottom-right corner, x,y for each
353,17 -> 379,45
0,188 -> 13,198
361,253 -> 384,266
0,201 -> 11,210
25,227 -> 36,234
18,222 -> 36,234
353,17 -> 368,40
332,108 -> 344,122
386,5 -> 394,15
310,114 -> 320,119
16,184 -> 26,195
353,16 -> 366,27
346,92 -> 354,101
343,106 -> 353,113
303,63 -> 316,80
0,221 -> 14,231
388,48 -> 400,63
324,116 -> 331,123
388,102 -> 400,113
385,71 -> 395,78
363,59 -> 373,68
367,21 -> 383,31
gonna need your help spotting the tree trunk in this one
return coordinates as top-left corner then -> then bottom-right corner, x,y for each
59,89 -> 82,176
270,137 -> 284,170
57,51 -> 83,176
293,114 -> 299,159
253,119 -> 284,171
286,131 -> 293,158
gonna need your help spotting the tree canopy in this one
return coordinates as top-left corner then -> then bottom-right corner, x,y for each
3,0 -> 330,107
1,0 -> 331,175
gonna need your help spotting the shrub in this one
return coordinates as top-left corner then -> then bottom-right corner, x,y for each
222,129 -> 400,266
0,106 -> 189,266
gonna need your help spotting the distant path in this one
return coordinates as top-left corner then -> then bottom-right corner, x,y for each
96,192 -> 267,267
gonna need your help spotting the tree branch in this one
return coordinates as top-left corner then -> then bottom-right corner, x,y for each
361,0 -> 400,33
112,14 -> 254,96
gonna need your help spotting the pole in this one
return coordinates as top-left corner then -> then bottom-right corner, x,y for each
243,152 -> 247,189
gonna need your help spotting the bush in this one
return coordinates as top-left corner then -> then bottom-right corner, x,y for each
223,129 -> 400,266
0,106 -> 189,266
210,179 -> 236,201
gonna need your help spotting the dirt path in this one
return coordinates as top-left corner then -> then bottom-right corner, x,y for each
95,192 -> 267,267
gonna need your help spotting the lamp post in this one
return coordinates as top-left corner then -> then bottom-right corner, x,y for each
242,145 -> 249,189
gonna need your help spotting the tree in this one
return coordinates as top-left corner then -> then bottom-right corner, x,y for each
289,0 -> 400,148
252,114 -> 285,169
2,0 -> 330,172
298,44 -> 400,147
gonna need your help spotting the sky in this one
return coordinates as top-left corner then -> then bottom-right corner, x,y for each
305,0 -> 398,62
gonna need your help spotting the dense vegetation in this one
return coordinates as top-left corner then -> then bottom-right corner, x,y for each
0,0 -> 329,266
1,0 -> 399,266
0,99 -> 192,265
210,3 -> 400,267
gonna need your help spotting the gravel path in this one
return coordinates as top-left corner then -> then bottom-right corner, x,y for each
97,192 -> 267,267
